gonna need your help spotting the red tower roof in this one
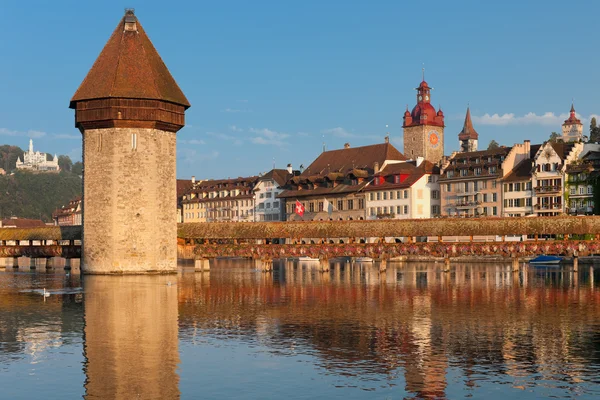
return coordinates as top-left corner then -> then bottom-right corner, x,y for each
402,79 -> 444,128
458,107 -> 479,140
70,10 -> 190,109
563,103 -> 582,126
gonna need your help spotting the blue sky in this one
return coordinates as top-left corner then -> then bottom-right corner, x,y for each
0,0 -> 598,179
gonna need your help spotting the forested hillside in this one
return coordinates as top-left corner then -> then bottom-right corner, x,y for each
0,171 -> 82,222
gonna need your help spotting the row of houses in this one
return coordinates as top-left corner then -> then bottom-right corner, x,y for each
52,77 -> 598,225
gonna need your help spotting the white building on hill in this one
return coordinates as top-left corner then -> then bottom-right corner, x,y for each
16,139 -> 59,172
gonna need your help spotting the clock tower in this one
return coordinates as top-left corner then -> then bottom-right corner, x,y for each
402,79 -> 445,164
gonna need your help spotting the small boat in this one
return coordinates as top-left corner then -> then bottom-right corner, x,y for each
42,288 -> 50,298
529,255 -> 562,265
354,257 -> 374,263
297,256 -> 319,262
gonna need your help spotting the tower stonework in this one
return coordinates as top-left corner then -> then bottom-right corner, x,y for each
70,10 -> 190,274
561,103 -> 583,142
402,80 -> 445,164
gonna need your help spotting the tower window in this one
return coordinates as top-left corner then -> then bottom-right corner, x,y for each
132,133 -> 138,150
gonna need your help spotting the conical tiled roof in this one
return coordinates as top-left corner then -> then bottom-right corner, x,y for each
458,107 -> 479,140
70,10 -> 189,109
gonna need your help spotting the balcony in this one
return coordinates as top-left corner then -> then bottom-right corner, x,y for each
533,203 -> 562,212
455,201 -> 482,209
534,185 -> 561,194
569,207 -> 593,215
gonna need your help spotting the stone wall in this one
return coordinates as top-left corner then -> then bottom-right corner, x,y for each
82,127 -> 177,273
403,125 -> 444,164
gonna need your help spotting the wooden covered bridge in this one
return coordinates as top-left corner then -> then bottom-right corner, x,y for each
2,216 -> 600,272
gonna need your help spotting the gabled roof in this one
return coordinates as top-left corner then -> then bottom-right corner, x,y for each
70,10 -> 189,108
550,142 -> 576,160
450,146 -> 512,161
259,169 -> 293,186
301,142 -> 406,177
502,159 -> 533,182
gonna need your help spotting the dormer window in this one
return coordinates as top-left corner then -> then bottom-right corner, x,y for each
394,175 -> 400,184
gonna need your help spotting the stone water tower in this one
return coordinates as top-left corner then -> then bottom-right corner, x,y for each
70,9 -> 190,273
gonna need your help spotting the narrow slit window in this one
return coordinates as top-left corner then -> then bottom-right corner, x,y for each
132,133 -> 137,150
97,132 -> 102,152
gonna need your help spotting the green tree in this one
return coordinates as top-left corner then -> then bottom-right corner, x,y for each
590,117 -> 600,143
487,140 -> 500,150
0,170 -> 82,221
0,145 -> 24,172
72,161 -> 83,176
58,155 -> 73,172
548,132 -> 561,143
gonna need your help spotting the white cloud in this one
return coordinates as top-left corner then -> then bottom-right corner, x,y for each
179,148 -> 219,165
322,127 -> 354,138
54,134 -> 80,140
222,108 -> 251,113
471,111 -> 590,126
0,128 -> 47,138
206,131 -> 243,146
249,128 -> 290,147
180,138 -> 206,145
229,125 -> 243,132
322,127 -> 383,141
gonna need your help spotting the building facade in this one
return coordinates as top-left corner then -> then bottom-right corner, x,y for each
403,79 -> 445,164
531,142 -> 583,216
16,139 -> 59,172
53,197 -> 82,226
254,167 -> 295,222
440,141 -> 534,217
182,177 -> 256,223
364,158 -> 441,219
278,141 -> 406,221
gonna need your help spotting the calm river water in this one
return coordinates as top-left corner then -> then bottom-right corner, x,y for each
1,259 -> 599,399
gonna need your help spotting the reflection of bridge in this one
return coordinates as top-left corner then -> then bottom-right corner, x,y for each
2,216 -> 600,272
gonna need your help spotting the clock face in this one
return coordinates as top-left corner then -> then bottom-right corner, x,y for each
418,95 -> 423,101
429,131 -> 439,148
425,95 -> 429,101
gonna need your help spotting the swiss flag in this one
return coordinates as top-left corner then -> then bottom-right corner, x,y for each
295,200 -> 305,217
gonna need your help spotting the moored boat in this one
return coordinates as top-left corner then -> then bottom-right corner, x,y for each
297,256 -> 319,262
529,255 -> 562,265
354,257 -> 374,263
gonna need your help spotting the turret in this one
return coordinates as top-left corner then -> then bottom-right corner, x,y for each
70,9 -> 190,274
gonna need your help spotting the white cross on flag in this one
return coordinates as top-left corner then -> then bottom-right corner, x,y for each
295,200 -> 305,217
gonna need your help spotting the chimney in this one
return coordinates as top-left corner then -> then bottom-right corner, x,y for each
524,140 -> 531,158
191,175 -> 195,184
385,135 -> 389,144
416,156 -> 424,167
344,143 -> 350,149
374,162 -> 380,174
287,163 -> 292,174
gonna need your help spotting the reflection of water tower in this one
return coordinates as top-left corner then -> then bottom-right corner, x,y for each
70,9 -> 190,273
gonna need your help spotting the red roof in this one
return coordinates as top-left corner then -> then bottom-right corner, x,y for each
70,10 -> 189,108
1,218 -> 46,229
458,107 -> 479,140
403,79 -> 444,128
563,103 -> 582,126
